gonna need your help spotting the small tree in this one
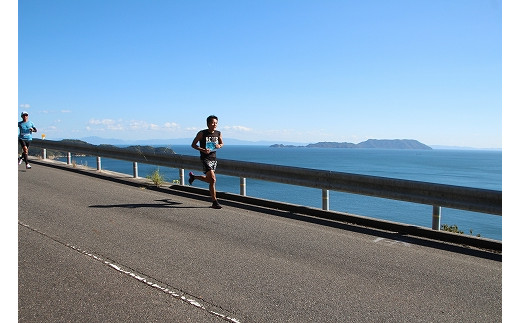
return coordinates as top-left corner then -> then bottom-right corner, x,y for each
146,168 -> 165,187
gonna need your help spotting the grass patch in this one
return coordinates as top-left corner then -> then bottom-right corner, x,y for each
146,168 -> 165,187
441,224 -> 481,237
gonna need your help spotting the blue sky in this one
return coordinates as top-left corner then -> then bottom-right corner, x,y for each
2,1 -> 515,316
15,0 -> 502,148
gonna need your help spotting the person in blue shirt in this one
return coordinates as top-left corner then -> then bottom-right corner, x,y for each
18,111 -> 37,169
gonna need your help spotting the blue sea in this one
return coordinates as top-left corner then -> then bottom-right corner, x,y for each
59,146 -> 502,241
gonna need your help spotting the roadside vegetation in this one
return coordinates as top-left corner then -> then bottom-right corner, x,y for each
146,168 -> 165,187
441,224 -> 481,237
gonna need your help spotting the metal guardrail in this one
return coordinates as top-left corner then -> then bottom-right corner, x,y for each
30,139 -> 502,233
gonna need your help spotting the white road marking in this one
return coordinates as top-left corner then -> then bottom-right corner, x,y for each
19,221 -> 241,323
373,237 -> 411,247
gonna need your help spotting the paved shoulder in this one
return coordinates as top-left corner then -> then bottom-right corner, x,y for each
18,161 -> 502,322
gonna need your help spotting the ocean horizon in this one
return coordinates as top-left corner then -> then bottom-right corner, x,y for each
67,136 -> 502,151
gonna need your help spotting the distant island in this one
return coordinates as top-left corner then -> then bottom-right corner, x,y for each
270,139 -> 432,150
26,139 -> 176,158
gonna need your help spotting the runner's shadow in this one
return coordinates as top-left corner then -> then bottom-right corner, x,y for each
89,198 -> 205,209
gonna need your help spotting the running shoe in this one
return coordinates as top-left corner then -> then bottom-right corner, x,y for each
26,164 -> 31,169
211,201 -> 222,209
188,172 -> 195,185
18,157 -> 23,165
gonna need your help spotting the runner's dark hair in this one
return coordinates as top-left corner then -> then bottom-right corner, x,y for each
206,115 -> 218,124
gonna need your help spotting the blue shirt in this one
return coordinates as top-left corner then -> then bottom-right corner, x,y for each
18,121 -> 36,141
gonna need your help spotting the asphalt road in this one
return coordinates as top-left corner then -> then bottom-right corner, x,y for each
18,160 -> 502,322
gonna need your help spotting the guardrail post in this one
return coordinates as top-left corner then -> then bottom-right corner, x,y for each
133,162 -> 138,178
240,177 -> 246,196
179,169 -> 184,185
42,148 -> 46,160
432,205 -> 441,230
67,152 -> 71,165
322,189 -> 329,210
97,157 -> 101,171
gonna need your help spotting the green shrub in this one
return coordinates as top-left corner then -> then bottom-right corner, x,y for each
146,168 -> 165,187
441,224 -> 463,234
441,224 -> 480,237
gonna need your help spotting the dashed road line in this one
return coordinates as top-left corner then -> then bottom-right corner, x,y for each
373,237 -> 411,247
19,221 -> 241,323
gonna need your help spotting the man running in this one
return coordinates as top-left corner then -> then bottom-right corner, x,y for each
189,115 -> 224,209
18,111 -> 37,169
